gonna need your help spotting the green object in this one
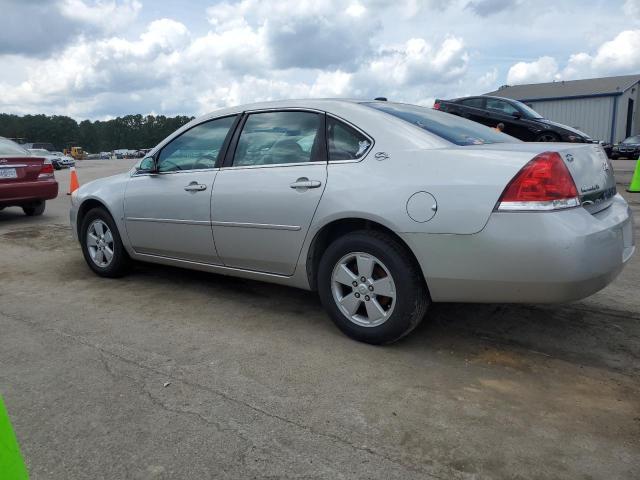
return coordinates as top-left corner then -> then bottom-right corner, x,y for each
0,396 -> 29,480
628,158 -> 640,193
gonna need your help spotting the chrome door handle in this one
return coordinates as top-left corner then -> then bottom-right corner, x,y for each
290,178 -> 322,189
184,182 -> 207,192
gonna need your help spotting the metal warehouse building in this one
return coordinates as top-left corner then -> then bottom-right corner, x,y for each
485,74 -> 640,143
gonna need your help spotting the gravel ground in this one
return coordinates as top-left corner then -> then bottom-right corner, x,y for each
0,158 -> 638,479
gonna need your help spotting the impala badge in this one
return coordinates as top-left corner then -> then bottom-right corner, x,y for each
374,152 -> 390,161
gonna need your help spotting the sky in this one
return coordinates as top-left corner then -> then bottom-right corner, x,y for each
1,0 -> 640,120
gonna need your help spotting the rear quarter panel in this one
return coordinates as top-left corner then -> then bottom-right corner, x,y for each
311,145 -> 536,236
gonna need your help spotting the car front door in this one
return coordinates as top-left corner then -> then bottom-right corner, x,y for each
124,115 -> 238,263
484,98 -> 528,138
211,110 -> 327,275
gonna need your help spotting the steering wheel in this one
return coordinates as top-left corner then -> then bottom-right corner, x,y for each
158,158 -> 183,171
193,154 -> 217,169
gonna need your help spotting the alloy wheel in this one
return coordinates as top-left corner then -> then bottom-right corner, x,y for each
86,219 -> 115,268
331,252 -> 396,327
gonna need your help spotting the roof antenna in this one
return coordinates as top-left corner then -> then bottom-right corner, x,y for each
374,97 -> 387,101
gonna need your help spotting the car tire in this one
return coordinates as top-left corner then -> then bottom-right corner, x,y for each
80,207 -> 131,278
535,132 -> 560,142
22,201 -> 46,216
317,230 -> 429,344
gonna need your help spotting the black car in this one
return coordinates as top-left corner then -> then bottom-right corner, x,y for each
611,135 -> 640,159
434,95 -> 595,143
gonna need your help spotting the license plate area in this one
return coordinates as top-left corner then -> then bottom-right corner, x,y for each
0,168 -> 17,178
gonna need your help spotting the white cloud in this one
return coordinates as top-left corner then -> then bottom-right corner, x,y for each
58,0 -> 142,32
6,0 -> 638,120
507,56 -> 558,84
506,29 -> 640,85
623,0 -> 640,18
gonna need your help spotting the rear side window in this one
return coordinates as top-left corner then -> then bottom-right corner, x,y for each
327,117 -> 371,161
460,98 -> 484,108
364,102 -> 517,146
0,138 -> 29,156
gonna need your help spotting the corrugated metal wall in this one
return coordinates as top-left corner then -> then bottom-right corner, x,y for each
527,97 -> 614,142
613,87 -> 640,143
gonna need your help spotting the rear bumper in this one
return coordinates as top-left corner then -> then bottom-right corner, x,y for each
0,179 -> 58,206
403,194 -> 635,303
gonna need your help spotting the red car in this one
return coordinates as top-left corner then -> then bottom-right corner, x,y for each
0,137 -> 58,216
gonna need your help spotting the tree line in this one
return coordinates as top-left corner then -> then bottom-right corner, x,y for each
0,113 -> 194,152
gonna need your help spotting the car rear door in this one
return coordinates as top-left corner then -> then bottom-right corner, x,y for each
211,110 -> 327,275
124,115 -> 238,264
484,98 -> 529,138
458,97 -> 489,124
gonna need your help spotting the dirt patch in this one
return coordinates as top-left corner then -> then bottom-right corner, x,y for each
2,224 -> 74,251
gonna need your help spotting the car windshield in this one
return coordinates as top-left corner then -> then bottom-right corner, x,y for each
622,135 -> 640,144
364,102 -> 517,146
513,101 -> 544,119
0,137 -> 29,155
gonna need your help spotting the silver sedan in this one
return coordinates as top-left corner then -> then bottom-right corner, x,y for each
70,99 -> 635,344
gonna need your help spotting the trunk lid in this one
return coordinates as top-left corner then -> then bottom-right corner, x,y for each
0,156 -> 46,182
467,142 -> 616,214
555,143 -> 616,214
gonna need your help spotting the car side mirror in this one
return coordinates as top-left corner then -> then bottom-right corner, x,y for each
136,156 -> 157,173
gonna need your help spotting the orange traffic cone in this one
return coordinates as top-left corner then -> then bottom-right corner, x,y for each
67,166 -> 80,195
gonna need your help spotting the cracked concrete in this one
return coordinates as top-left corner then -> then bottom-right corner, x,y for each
1,159 -> 639,479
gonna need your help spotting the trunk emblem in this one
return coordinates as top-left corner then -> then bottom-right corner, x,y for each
581,184 -> 600,193
565,153 -> 574,162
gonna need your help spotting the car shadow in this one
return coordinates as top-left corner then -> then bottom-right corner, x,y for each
131,261 -> 639,378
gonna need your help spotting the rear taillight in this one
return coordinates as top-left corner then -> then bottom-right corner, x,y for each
433,102 -> 441,110
496,151 -> 580,211
38,159 -> 55,179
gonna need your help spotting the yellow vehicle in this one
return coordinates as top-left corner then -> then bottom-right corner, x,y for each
63,146 -> 84,160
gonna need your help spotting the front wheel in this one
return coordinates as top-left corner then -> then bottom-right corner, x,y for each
318,230 -> 429,344
80,207 -> 131,277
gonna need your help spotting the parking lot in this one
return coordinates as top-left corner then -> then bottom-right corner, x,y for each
1,158 -> 639,479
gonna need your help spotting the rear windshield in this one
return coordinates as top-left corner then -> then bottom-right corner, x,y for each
0,137 -> 29,156
364,102 -> 518,146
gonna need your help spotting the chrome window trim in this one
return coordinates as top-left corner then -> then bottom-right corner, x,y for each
0,164 -> 27,168
325,113 -> 375,164
219,161 -> 323,171
225,108 -> 327,169
131,167 -> 221,177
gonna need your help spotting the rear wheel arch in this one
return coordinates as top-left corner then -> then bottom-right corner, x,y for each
305,217 -> 427,292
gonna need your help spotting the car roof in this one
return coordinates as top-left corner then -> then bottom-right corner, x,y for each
195,98 -> 386,122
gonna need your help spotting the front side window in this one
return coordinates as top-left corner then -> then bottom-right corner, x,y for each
485,98 -> 519,116
327,117 -> 371,161
232,111 -> 322,167
157,116 -> 236,173
365,102 -> 516,146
